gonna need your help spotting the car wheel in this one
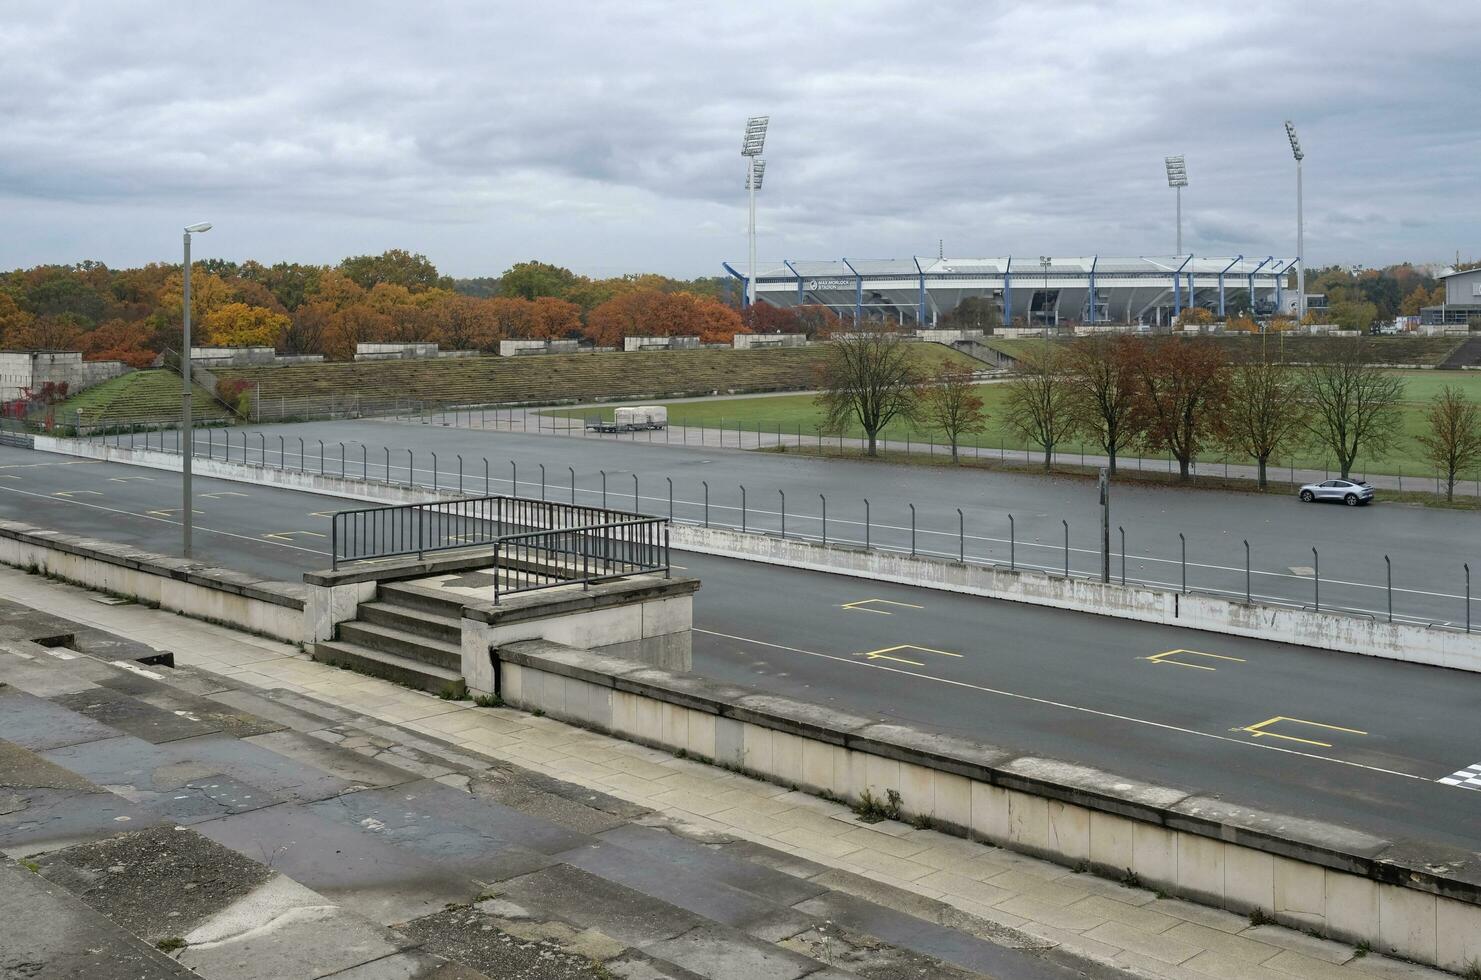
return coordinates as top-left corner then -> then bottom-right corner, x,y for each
1300,490 -> 1314,502
1344,494 -> 1358,506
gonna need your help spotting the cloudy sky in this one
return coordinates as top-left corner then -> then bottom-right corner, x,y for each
1,1 -> 1475,279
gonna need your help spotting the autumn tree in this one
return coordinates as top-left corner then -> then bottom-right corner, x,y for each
323,306 -> 393,361
530,297 -> 583,339
918,361 -> 986,461
1132,337 -> 1231,480
338,249 -> 446,291
794,304 -> 842,338
1002,342 -> 1078,470
1065,335 -> 1140,474
79,320 -> 157,368
284,301 -> 333,355
942,296 -> 1001,331
1299,340 -> 1404,480
497,260 -> 580,301
201,303 -> 291,348
1178,306 -> 1215,327
1416,386 -> 1481,501
814,323 -> 920,457
1221,353 -> 1305,488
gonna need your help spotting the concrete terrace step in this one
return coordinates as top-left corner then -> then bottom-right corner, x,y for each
336,620 -> 462,672
357,600 -> 462,645
312,638 -> 466,696
378,581 -> 467,619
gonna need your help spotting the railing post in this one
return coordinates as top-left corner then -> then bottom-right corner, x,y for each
1062,519 -> 1069,577
1244,539 -> 1251,603
318,439 -> 324,473
865,498 -> 870,549
1119,525 -> 1125,585
362,444 -> 367,481
259,433 -> 266,467
569,466 -> 576,505
408,450 -> 414,487
703,481 -> 709,527
1009,514 -> 1015,570
958,508 -> 964,562
339,441 -> 345,477
820,494 -> 827,544
541,464 -> 547,502
1312,547 -> 1319,611
910,503 -> 916,556
510,460 -> 517,499
740,485 -> 747,532
633,473 -> 639,513
417,502 -> 425,560
1179,532 -> 1187,594
1385,555 -> 1392,623
457,455 -> 463,494
298,437 -> 305,471
492,541 -> 501,604
331,517 -> 338,571
1467,563 -> 1472,634
779,490 -> 786,538
432,452 -> 438,490
666,477 -> 673,520
664,525 -> 671,579
600,470 -> 607,508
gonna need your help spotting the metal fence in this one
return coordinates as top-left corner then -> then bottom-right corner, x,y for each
493,519 -> 670,602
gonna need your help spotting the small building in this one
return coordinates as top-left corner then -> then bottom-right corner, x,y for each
622,336 -> 700,352
733,333 -> 807,349
498,339 -> 582,357
0,350 -> 128,403
1421,267 -> 1481,326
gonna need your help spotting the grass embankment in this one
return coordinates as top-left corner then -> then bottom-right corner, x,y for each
559,369 -> 1481,483
756,444 -> 1481,511
48,370 -> 230,426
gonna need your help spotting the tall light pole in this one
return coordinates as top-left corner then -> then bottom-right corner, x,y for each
181,221 -> 211,558
1039,255 -> 1052,334
1285,121 -> 1305,322
1164,155 -> 1188,255
741,116 -> 769,309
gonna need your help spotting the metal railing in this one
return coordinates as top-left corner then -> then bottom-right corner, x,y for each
494,519 -> 670,602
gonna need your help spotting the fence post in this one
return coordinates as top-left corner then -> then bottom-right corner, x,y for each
1467,563 -> 1472,634
1312,547 -> 1319,611
362,444 -> 367,481
741,485 -> 747,532
664,526 -> 671,579
1179,533 -> 1186,593
569,466 -> 575,505
666,477 -> 672,519
779,490 -> 786,538
318,439 -> 324,474
492,541 -> 501,604
1009,514 -> 1015,570
1063,519 -> 1069,577
703,481 -> 709,527
457,455 -> 463,494
541,464 -> 547,501
383,446 -> 389,482
339,442 -> 345,477
633,474 -> 639,513
432,452 -> 438,490
259,433 -> 266,466
820,494 -> 827,544
510,460 -> 517,499
1119,525 -> 1125,585
865,498 -> 870,549
408,450 -> 414,488
298,437 -> 305,471
1244,539 -> 1251,603
600,470 -> 607,508
957,508 -> 964,562
1385,555 -> 1392,622
910,503 -> 916,555
331,516 -> 338,571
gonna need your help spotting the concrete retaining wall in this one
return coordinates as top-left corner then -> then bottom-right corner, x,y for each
669,525 -> 1481,672
498,641 -> 1481,973
0,520 -> 304,643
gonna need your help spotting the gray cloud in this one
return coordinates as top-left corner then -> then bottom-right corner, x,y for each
0,0 -> 1476,277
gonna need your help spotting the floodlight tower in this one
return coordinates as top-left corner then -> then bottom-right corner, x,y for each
180,221 -> 212,558
1164,155 -> 1188,255
1284,121 -> 1306,322
741,116 -> 769,308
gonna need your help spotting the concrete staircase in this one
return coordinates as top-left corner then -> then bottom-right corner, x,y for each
1438,334 -> 1481,370
313,582 -> 466,697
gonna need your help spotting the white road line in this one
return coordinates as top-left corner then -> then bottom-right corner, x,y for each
693,627 -> 1429,783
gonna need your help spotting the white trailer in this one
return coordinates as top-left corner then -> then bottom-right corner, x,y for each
586,405 -> 668,433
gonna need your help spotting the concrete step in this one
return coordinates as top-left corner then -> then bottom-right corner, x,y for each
336,620 -> 462,673
358,600 -> 461,645
378,581 -> 466,619
313,639 -> 466,697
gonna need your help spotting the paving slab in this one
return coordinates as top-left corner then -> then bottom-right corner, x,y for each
642,923 -> 825,980
243,728 -> 423,789
483,864 -> 702,948
50,687 -> 222,743
319,947 -> 494,979
0,860 -> 199,979
0,783 -> 155,855
192,801 -> 483,924
0,686 -> 122,750
208,687 -> 349,732
401,905 -> 625,979
598,823 -> 830,907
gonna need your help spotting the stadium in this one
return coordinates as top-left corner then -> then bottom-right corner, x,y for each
724,255 -> 1298,326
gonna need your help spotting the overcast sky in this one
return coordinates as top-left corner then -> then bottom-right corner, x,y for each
1,1 -> 1475,279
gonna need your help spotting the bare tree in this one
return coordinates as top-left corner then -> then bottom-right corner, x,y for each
1132,337 -> 1231,481
918,361 -> 987,462
1065,334 -> 1140,474
1002,342 -> 1078,470
1221,353 -> 1306,489
1300,340 -> 1404,480
1417,385 -> 1481,501
814,323 -> 920,457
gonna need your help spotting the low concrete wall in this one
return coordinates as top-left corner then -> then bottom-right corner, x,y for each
733,333 -> 807,349
670,525 -> 1481,672
499,641 -> 1481,973
0,520 -> 304,643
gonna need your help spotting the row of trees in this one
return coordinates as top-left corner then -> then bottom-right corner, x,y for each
817,329 -> 1481,500
2,253 -> 843,366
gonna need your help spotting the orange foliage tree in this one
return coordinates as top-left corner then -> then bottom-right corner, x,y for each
79,319 -> 157,368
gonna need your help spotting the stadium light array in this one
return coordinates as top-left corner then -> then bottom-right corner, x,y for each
1284,120 -> 1306,321
1165,155 -> 1188,256
742,116 -> 770,308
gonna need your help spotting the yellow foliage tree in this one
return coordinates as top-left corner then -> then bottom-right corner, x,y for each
201,303 -> 291,348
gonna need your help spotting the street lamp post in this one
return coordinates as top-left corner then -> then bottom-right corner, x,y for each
1164,155 -> 1188,255
741,116 -> 769,309
180,221 -> 212,558
1038,256 -> 1052,335
1284,121 -> 1305,322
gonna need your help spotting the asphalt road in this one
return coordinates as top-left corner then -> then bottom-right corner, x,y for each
5,444 -> 1480,854
110,417 -> 1481,628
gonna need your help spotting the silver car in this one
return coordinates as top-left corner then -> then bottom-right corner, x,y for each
1298,479 -> 1375,506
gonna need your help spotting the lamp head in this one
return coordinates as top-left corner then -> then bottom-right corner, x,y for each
1164,154 -> 1188,187
746,158 -> 766,190
184,222 -> 212,234
741,116 -> 769,157
1283,121 -> 1303,161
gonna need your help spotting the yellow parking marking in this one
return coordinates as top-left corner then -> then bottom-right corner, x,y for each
52,490 -> 103,498
199,491 -> 248,499
1237,716 -> 1367,748
858,643 -> 962,666
1143,649 -> 1246,671
841,598 -> 925,615
147,508 -> 204,518
0,475 -> 19,481
309,510 -> 339,518
107,476 -> 153,483
263,530 -> 327,542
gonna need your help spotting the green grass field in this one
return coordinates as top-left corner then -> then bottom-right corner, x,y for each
48,370 -> 231,426
556,369 -> 1481,481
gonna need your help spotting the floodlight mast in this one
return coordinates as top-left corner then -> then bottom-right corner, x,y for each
1164,155 -> 1188,256
1284,121 -> 1305,322
741,116 -> 769,309
180,221 -> 212,558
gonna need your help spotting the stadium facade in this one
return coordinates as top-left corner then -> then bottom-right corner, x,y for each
723,256 -> 1297,326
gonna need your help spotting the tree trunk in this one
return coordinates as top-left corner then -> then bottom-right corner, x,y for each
1447,468 -> 1456,502
950,439 -> 959,463
1256,456 -> 1268,490
1107,449 -> 1117,475
1178,456 -> 1191,480
1043,444 -> 1052,471
866,430 -> 877,457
